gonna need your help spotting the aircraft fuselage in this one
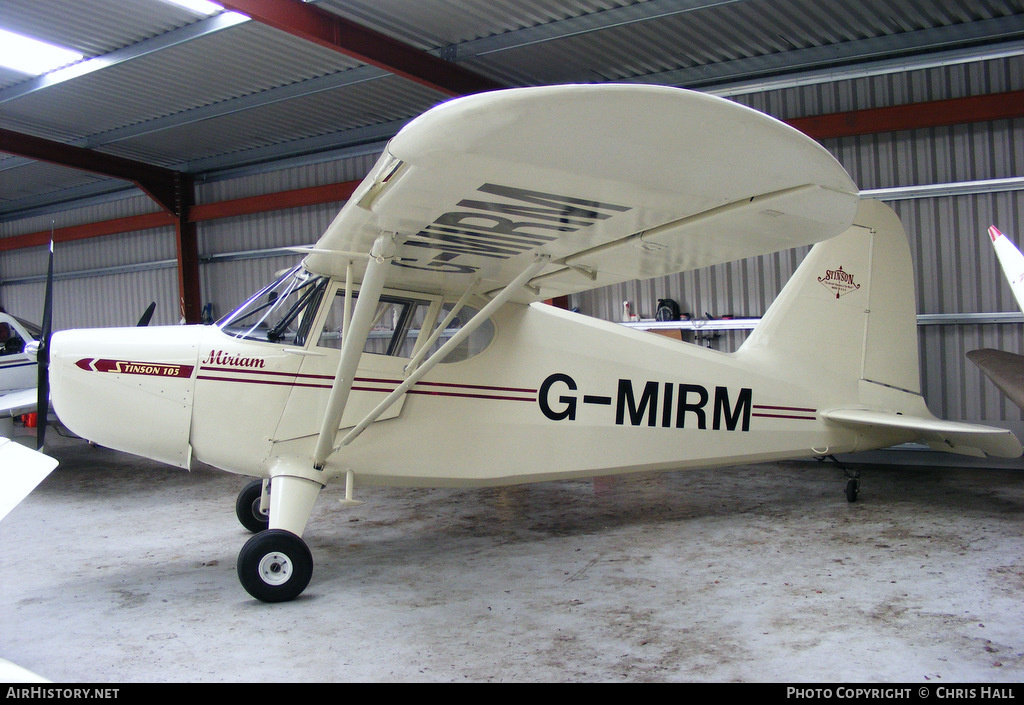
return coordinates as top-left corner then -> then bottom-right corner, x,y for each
48,296 -> 915,489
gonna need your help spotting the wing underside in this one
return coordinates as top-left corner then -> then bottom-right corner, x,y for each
1,388 -> 37,418
0,437 -> 58,521
303,85 -> 860,301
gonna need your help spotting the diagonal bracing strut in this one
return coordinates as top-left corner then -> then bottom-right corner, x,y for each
335,254 -> 550,451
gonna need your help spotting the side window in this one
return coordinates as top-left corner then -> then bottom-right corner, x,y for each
313,290 -> 494,363
0,322 -> 25,355
317,292 -> 424,357
425,304 -> 495,364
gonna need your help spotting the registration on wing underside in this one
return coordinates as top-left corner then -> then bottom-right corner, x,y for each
394,182 -> 633,274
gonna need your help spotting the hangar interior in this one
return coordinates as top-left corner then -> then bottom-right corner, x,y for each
2,0 -> 1023,444
1,0 -> 1024,684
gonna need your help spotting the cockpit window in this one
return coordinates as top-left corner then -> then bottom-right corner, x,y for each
418,304 -> 495,363
317,291 -> 423,356
218,265 -> 327,346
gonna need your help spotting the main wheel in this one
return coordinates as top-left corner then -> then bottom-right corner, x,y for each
235,479 -> 270,533
845,478 -> 860,503
237,529 -> 313,603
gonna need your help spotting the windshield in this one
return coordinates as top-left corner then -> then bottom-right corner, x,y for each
218,265 -> 328,345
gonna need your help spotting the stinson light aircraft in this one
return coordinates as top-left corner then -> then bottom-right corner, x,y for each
11,85 -> 1023,602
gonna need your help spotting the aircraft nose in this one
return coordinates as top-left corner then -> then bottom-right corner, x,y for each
49,325 -> 202,469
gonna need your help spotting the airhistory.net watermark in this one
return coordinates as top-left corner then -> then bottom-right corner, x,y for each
5,688 -> 119,700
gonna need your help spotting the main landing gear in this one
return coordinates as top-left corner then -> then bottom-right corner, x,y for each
235,479 -> 270,533
233,475 -> 322,602
236,529 -> 313,603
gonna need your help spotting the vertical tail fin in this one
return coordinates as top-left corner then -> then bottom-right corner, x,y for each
740,199 -> 920,394
740,199 -> 1021,458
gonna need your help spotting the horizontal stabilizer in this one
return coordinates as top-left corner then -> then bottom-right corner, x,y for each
0,438 -> 58,521
967,348 -> 1024,411
822,408 -> 1023,459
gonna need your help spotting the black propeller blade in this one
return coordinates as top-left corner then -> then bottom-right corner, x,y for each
137,301 -> 156,327
36,241 -> 54,451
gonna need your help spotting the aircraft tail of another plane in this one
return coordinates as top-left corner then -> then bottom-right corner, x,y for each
966,225 -> 1024,412
738,199 -> 1022,458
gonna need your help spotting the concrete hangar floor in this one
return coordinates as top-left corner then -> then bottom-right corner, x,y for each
1,429 -> 1022,683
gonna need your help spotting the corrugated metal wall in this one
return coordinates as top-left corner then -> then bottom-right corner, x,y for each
0,194 -> 180,329
1,56 -> 1021,443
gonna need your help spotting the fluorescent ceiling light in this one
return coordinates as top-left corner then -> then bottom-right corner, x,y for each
161,0 -> 229,15
0,29 -> 83,75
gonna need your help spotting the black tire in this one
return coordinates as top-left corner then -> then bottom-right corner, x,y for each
846,478 -> 859,503
237,529 -> 313,603
235,479 -> 270,533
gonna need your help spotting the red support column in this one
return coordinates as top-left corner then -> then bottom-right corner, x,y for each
174,174 -> 202,324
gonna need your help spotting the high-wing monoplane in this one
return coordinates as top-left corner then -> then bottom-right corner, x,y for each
22,85 -> 1020,602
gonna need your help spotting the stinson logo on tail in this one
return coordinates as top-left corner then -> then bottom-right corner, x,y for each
817,266 -> 861,299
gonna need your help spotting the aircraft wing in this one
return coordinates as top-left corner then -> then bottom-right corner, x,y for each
0,437 -> 58,521
303,84 -> 860,302
1,388 -> 38,418
822,408 -> 1023,458
967,348 -> 1024,411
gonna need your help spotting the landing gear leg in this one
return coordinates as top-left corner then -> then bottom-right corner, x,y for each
237,474 -> 323,602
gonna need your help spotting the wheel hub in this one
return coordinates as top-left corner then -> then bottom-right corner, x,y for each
257,551 -> 293,585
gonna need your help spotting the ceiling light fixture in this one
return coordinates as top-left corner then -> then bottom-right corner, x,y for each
161,0 -> 228,16
0,29 -> 83,76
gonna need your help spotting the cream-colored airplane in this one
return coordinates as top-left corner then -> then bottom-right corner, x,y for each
11,85 -> 1022,602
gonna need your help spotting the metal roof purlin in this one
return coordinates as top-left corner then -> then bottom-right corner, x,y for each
447,0 -> 745,60
217,0 -> 503,96
635,16 -> 1024,91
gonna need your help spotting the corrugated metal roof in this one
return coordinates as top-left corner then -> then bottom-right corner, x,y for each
0,0 -> 1022,217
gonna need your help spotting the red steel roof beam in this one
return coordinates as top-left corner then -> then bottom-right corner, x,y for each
788,90 -> 1024,140
0,128 -> 183,215
217,0 -> 503,96
0,180 -> 361,252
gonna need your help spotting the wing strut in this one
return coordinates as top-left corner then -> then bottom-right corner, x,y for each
332,254 -> 550,455
312,233 -> 397,470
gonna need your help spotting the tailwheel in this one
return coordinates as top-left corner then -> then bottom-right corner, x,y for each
818,454 -> 861,503
845,477 -> 860,503
235,479 -> 270,533
237,529 -> 313,603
